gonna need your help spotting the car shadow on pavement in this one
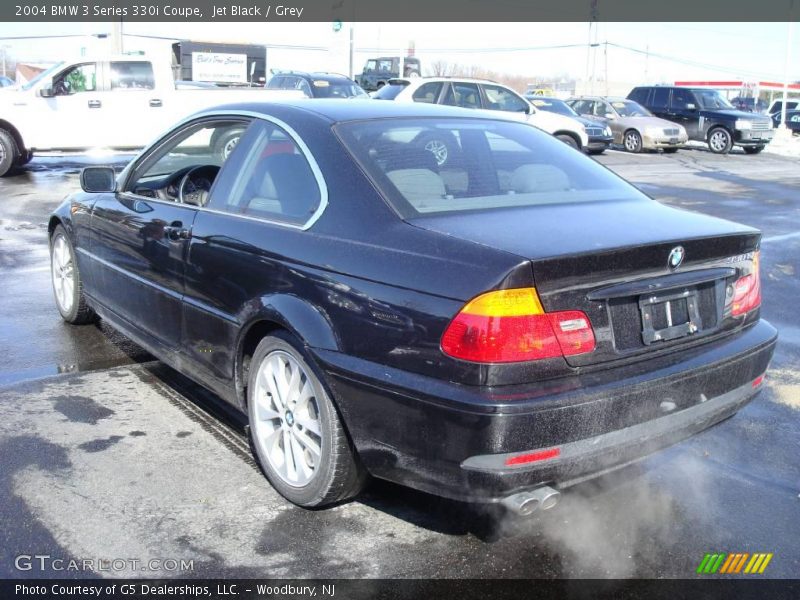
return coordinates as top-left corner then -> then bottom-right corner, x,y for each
143,359 -> 666,547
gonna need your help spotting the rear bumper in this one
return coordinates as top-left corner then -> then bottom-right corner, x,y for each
315,320 -> 777,502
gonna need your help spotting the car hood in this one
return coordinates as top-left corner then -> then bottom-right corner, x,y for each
698,108 -> 766,120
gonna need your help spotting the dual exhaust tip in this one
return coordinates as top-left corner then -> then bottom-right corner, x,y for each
501,486 -> 560,516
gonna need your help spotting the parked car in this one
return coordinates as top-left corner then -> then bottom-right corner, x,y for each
767,99 -> 799,115
771,109 -> 800,133
628,86 -> 774,154
528,96 -> 613,154
373,78 -> 588,163
730,96 -> 768,113
267,71 -> 368,99
568,96 -> 688,153
0,55 -> 302,176
50,100 -> 776,513
0,75 -> 15,88
356,56 -> 421,92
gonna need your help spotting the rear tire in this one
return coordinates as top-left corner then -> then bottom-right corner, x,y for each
50,225 -> 97,325
743,145 -> 765,155
212,128 -> 244,161
247,332 -> 365,507
707,127 -> 733,154
0,129 -> 18,177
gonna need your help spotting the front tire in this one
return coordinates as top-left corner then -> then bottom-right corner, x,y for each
247,332 -> 365,507
212,128 -> 244,161
556,134 -> 579,150
0,129 -> 18,177
50,225 -> 97,324
707,127 -> 733,154
743,145 -> 765,155
623,129 -> 643,153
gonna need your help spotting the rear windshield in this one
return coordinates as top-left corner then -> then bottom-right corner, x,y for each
312,80 -> 368,98
335,117 -> 645,218
372,82 -> 409,100
610,100 -> 652,117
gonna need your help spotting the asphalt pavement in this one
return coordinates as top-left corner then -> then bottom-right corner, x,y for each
0,146 -> 797,579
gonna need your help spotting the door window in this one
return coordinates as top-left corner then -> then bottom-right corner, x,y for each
52,63 -> 97,95
110,61 -> 155,90
126,119 -> 251,203
412,82 -> 443,103
481,84 -> 529,112
671,88 -> 696,110
209,121 -> 323,227
442,83 -> 481,109
570,99 -> 594,115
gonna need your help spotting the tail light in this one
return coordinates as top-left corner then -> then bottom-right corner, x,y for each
440,288 -> 595,363
731,251 -> 761,317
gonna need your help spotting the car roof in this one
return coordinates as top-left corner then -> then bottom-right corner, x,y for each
197,98 -> 515,124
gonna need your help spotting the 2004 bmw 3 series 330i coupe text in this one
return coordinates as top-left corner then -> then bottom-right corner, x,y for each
49,101 -> 777,514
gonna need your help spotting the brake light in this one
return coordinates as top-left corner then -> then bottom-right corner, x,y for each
731,251 -> 761,317
504,447 -> 561,466
440,288 -> 595,363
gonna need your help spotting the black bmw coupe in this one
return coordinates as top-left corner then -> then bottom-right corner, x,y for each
49,100 -> 777,515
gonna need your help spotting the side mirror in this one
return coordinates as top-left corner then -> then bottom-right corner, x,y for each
80,167 -> 116,193
38,84 -> 54,98
525,103 -> 535,115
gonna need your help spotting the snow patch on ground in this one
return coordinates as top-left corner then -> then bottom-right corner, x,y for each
765,131 -> 800,158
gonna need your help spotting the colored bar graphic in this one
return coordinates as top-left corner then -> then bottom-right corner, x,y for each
699,552 -> 773,575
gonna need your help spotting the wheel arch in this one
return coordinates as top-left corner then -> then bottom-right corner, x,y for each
553,130 -> 582,149
706,123 -> 732,140
235,295 -> 340,407
0,119 -> 24,154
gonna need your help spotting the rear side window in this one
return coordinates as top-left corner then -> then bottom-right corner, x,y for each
267,76 -> 286,89
412,82 -> 443,103
211,121 -> 322,226
110,61 -> 155,90
335,118 -> 644,218
442,83 -> 481,109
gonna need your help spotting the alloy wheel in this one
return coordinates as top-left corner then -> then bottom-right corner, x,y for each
709,130 -> 730,153
424,139 -> 448,166
251,350 -> 323,487
51,235 -> 75,314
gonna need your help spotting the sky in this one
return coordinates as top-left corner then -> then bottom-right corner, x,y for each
0,21 -> 796,86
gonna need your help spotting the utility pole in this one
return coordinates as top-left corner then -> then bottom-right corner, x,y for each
604,40 -> 609,96
348,26 -> 354,79
111,19 -> 123,54
779,16 -> 794,129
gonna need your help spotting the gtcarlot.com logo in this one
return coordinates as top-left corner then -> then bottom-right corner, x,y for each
697,552 -> 773,575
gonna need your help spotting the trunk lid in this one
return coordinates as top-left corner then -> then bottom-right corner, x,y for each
412,199 -> 760,367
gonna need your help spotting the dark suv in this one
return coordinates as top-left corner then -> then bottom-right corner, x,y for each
629,86 -> 774,154
266,71 -> 368,99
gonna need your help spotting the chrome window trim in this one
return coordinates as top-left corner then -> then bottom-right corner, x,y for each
119,109 -> 329,232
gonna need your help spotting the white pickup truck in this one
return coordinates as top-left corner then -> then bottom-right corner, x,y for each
0,55 -> 301,176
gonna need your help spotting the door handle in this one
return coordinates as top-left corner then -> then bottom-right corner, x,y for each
149,99 -> 163,107
164,222 -> 191,241
88,100 -> 101,108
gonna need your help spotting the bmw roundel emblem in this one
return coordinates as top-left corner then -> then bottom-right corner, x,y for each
668,246 -> 685,270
